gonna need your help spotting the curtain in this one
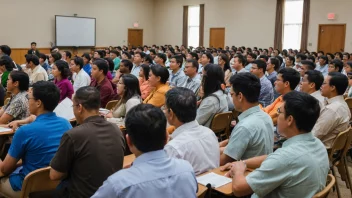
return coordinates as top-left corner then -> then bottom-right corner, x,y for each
300,0 -> 310,51
199,4 -> 204,47
274,0 -> 285,50
182,6 -> 188,47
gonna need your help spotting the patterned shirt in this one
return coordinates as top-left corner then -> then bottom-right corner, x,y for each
2,91 -> 29,121
181,75 -> 201,94
259,76 -> 274,107
169,69 -> 187,87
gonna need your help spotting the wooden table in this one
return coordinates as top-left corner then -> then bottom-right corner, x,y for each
197,167 -> 253,196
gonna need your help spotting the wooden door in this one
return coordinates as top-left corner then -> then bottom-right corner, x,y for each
318,24 -> 346,53
209,28 -> 225,49
128,29 -> 143,48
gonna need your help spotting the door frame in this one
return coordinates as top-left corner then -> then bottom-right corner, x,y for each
317,24 -> 346,52
209,27 -> 225,48
128,29 -> 143,48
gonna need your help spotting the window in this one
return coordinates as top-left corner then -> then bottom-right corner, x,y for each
282,0 -> 304,50
188,6 -> 200,48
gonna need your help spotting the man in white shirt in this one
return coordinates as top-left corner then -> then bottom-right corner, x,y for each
25,54 -> 48,84
300,70 -> 325,109
312,72 -> 351,148
164,87 -> 219,175
70,57 -> 91,92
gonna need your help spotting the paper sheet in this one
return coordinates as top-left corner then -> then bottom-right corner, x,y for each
54,98 -> 75,120
0,127 -> 12,133
197,172 -> 232,188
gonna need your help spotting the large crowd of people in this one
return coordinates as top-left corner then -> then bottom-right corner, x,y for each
0,42 -> 351,197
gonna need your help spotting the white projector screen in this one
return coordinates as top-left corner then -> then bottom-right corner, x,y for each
55,15 -> 96,47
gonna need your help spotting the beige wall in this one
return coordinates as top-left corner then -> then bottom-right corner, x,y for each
0,0 -> 155,48
153,0 -> 277,48
308,0 -> 352,52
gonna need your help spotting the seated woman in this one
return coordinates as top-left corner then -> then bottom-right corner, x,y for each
105,74 -> 141,124
218,54 -> 232,86
52,60 -> 74,102
0,71 -> 30,124
139,64 -> 152,100
143,65 -> 170,108
0,56 -> 15,89
196,64 -> 228,128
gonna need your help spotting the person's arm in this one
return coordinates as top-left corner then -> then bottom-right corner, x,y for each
0,113 -> 13,124
221,126 -> 250,165
125,98 -> 141,115
49,169 -> 67,181
8,115 -> 36,129
196,97 -> 216,126
228,161 -> 254,197
0,154 -> 19,176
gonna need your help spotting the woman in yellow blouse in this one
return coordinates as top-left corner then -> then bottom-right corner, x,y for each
143,65 -> 170,107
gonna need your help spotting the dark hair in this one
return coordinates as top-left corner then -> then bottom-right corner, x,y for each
269,57 -> 280,71
287,55 -> 295,65
54,60 -> 71,79
253,59 -> 267,73
189,52 -> 199,61
186,59 -> 199,72
81,53 -> 91,62
326,53 -> 335,60
329,59 -> 343,72
95,50 -> 104,58
307,55 -> 315,63
125,104 -> 167,152
259,55 -> 268,62
120,74 -> 141,103
203,52 -> 214,64
9,71 -> 29,91
301,60 -> 316,70
305,70 -> 324,91
150,65 -> 169,84
149,49 -> 156,55
64,51 -> 72,59
328,72 -> 349,95
110,50 -> 120,57
248,53 -> 258,60
32,81 -> 60,111
234,54 -> 247,66
0,45 -> 11,56
0,56 -> 14,71
121,59 -> 133,71
335,52 -> 343,59
25,54 -> 39,65
72,57 -> 84,69
296,53 -> 307,61
93,59 -> 109,75
171,55 -> 183,68
283,91 -> 320,133
318,51 -> 325,55
278,68 -> 301,90
51,52 -> 62,62
122,51 -> 132,59
343,53 -> 351,60
202,64 -> 225,98
74,86 -> 101,111
156,53 -> 167,63
141,64 -> 150,80
38,53 -> 47,61
144,55 -> 153,65
219,54 -> 230,72
104,57 -> 114,71
31,42 -> 37,46
230,72 -> 260,103
134,51 -> 146,59
165,87 -> 197,123
319,55 -> 328,64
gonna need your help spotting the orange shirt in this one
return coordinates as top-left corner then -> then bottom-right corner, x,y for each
263,95 -> 283,126
143,83 -> 170,108
139,78 -> 153,100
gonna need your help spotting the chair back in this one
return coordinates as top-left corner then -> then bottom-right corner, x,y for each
345,98 -> 352,119
313,174 -> 336,198
341,126 -> 352,158
232,109 -> 240,122
105,100 -> 119,110
4,98 -> 10,106
20,167 -> 60,198
210,112 -> 233,139
328,126 -> 350,166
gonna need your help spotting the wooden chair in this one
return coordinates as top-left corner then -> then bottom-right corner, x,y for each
345,98 -> 352,120
337,126 -> 352,194
232,109 -> 240,123
4,98 -> 10,106
210,112 -> 233,140
20,167 -> 59,198
328,126 -> 350,198
105,100 -> 119,110
313,174 -> 336,198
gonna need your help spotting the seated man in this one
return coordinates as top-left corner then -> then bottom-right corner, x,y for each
222,91 -> 329,198
92,104 -> 197,197
168,55 -> 186,87
112,59 -> 133,84
263,68 -> 300,125
50,86 -> 125,197
26,54 -> 48,84
181,59 -> 201,94
300,70 -> 325,108
164,87 -> 219,175
312,72 -> 350,148
90,59 -> 117,107
220,73 -> 274,165
0,81 -> 72,197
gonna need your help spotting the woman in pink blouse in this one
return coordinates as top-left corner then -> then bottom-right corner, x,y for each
139,64 -> 153,100
52,60 -> 74,102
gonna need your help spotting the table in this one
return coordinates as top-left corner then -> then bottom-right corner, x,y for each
197,167 -> 253,196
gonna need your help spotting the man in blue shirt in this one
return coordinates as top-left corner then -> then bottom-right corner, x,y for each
92,104 -> 198,198
0,81 -> 72,197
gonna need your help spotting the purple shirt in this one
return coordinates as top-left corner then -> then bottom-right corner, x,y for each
107,71 -> 113,80
54,78 -> 74,102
